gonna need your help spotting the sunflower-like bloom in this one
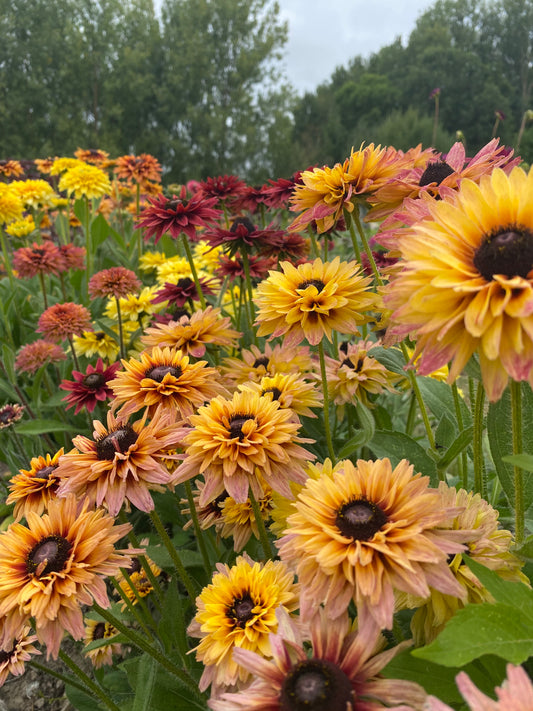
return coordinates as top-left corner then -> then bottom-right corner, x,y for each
174,390 -> 315,504
58,164 -> 111,199
75,148 -> 110,165
115,153 -> 162,185
7,448 -> 64,521
14,340 -> 66,374
188,555 -> 299,692
141,306 -> 241,357
0,495 -> 133,658
0,183 -> 24,224
255,257 -> 378,347
5,215 -> 36,237
137,188 -> 221,243
210,608 -> 426,711
218,487 -> 273,552
325,339 -> 399,412
0,403 -> 25,429
0,159 -> 24,178
10,179 -> 57,209
426,664 -> 533,711
88,267 -> 141,299
277,458 -> 467,629
399,482 -> 527,645
60,358 -> 121,414
289,143 -> 409,233
55,408 -> 185,515
109,346 -> 227,420
73,330 -> 119,361
385,166 -> 533,401
0,623 -> 40,687
220,343 -> 315,387
37,302 -> 93,342
238,372 -> 322,419
83,619 -> 121,669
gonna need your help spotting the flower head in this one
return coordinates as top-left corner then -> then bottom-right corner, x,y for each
0,159 -> 24,179
83,619 -> 121,669
152,276 -> 216,307
10,179 -> 57,209
6,448 -> 64,521
37,302 -> 93,342
277,458 -> 467,629
210,608 -> 426,711
5,215 -> 36,237
59,164 -> 111,199
14,340 -> 66,374
115,153 -> 162,186
0,624 -> 40,687
0,183 -> 24,224
221,343 -> 315,387
188,555 -> 299,692
75,148 -> 110,165
89,267 -> 141,300
0,495 -> 132,658
137,188 -> 222,243
197,175 -> 247,203
203,217 -> 285,257
255,257 -> 378,347
238,371 -> 322,419
385,166 -> 533,401
60,358 -> 121,415
109,346 -> 227,420
55,408 -> 185,515
12,241 -> 65,279
0,403 -> 24,429
72,331 -> 119,361
174,390 -> 315,505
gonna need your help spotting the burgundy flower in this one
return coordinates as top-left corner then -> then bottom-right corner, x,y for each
152,276 -> 216,307
261,170 -> 305,209
227,185 -> 269,214
215,253 -> 276,281
203,216 -> 285,256
137,187 -> 221,243
196,175 -> 247,203
60,358 -> 121,414
260,231 -> 309,261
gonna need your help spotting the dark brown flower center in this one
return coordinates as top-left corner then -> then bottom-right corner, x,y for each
473,225 -> 533,281
252,356 -> 269,368
92,622 -> 106,640
27,535 -> 72,577
229,594 -> 255,628
336,498 -> 388,541
0,407 -> 16,424
0,646 -> 14,663
230,216 -> 255,233
127,558 -> 142,575
297,279 -> 325,293
341,357 -> 365,371
146,365 -> 182,381
36,464 -> 57,480
228,413 -> 255,440
167,198 -> 187,210
95,331 -> 106,340
176,277 -> 194,290
418,160 -> 455,186
262,387 -> 282,401
83,372 -> 106,389
280,659 -> 353,711
96,425 -> 138,460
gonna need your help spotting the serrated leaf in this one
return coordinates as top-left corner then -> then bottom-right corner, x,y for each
369,430 -> 438,484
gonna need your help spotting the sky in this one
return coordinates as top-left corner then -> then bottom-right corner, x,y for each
277,0 -> 437,93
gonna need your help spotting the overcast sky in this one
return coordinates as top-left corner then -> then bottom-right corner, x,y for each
277,0 -> 437,93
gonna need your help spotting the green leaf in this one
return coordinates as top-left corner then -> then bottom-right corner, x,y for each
369,345 -> 406,375
502,453 -> 533,472
132,655 -> 157,711
487,384 -> 533,510
91,213 -> 112,249
462,556 -> 533,620
369,430 -> 438,484
513,534 -> 533,563
14,419 -> 80,435
417,376 -> 472,428
65,685 -> 104,711
337,401 -> 375,458
383,648 -> 463,704
435,412 -> 458,451
437,426 -> 474,470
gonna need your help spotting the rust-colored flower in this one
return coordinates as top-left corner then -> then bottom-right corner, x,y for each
109,346 -> 227,420
0,160 -> 24,179
60,358 -> 121,414
115,153 -> 162,185
74,148 -> 110,165
6,448 -> 64,521
137,187 -> 222,243
141,306 -> 241,357
37,302 -> 93,342
0,495 -> 133,658
12,241 -> 65,279
89,267 -> 142,300
58,243 -> 86,271
55,408 -> 185,515
15,340 -> 66,374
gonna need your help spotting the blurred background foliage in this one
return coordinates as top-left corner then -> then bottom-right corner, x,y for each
1,0 -> 533,181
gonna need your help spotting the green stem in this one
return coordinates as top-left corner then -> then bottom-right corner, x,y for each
307,224 -> 320,258
115,296 -> 126,360
352,206 -> 380,282
346,210 -> 362,264
510,380 -> 524,544
58,649 -> 121,711
0,228 -> 16,293
399,342 -> 437,452
111,572 -> 156,637
183,483 -> 212,575
149,509 -> 198,601
38,272 -> 49,309
248,486 -> 275,559
67,335 -> 81,371
472,380 -> 486,498
29,660 -> 93,698
318,340 -> 336,463
118,510 -> 165,605
451,381 -> 468,489
92,603 -> 203,701
181,234 -> 206,309
240,250 -> 257,345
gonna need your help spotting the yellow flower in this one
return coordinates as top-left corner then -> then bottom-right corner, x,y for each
50,157 -> 84,175
10,180 -> 57,209
220,343 -> 316,388
194,240 -> 224,272
6,448 -> 64,521
155,255 -> 198,283
0,184 -> 24,225
84,619 -> 121,669
386,166 -> 533,401
73,330 -> 120,361
5,215 -> 36,237
255,257 -> 379,347
238,371 -> 322,418
59,164 -> 111,200
188,555 -> 299,692
104,286 -> 160,322
139,250 -> 167,273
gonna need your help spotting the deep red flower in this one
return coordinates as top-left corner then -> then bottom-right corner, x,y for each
152,276 -> 216,307
261,170 -> 305,209
260,231 -> 309,261
227,185 -> 269,214
203,216 -> 285,256
60,358 -> 121,414
137,187 -> 221,243
196,175 -> 247,203
215,253 -> 276,281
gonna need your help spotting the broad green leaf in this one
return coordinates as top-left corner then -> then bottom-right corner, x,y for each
14,418 -> 80,435
337,401 -> 375,458
369,430 -> 438,484
417,376 -> 472,428
502,453 -> 533,472
65,685 -> 104,711
487,384 -> 533,510
513,534 -> 533,563
132,655 -> 157,711
462,556 -> 533,620
435,411 -> 458,450
91,213 -> 112,249
437,426 -> 474,470
369,345 -> 406,375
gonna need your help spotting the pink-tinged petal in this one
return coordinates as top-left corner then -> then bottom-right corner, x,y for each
455,671 -> 499,710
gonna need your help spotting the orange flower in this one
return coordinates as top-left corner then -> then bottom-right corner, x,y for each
0,495 -> 132,658
6,449 -> 64,521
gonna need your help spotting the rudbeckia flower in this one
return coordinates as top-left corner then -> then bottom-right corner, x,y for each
7,448 -> 64,521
